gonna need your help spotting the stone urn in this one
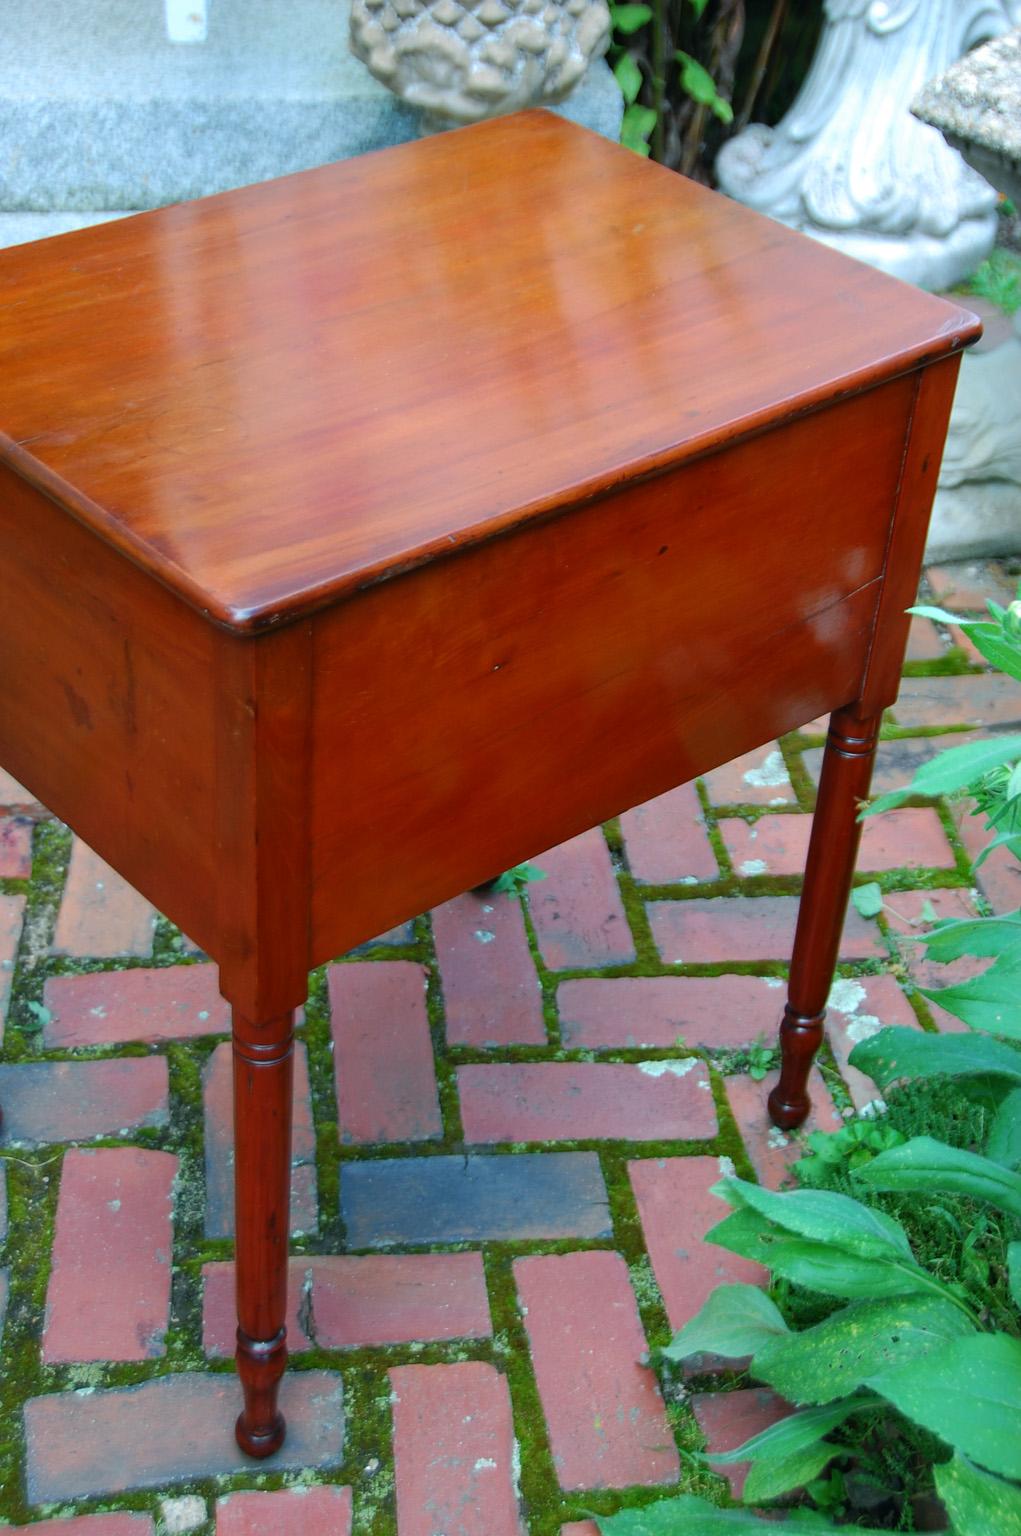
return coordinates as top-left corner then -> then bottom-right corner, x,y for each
350,0 -> 611,125
716,0 -> 1020,290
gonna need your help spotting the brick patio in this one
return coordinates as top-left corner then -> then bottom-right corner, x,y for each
0,559 -> 1018,1535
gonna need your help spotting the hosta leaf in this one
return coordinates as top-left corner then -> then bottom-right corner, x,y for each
597,1496 -> 836,1533
869,1332 -> 1021,1478
862,737 -> 1021,816
934,1454 -> 1021,1536
710,1398 -> 867,1465
712,1223 -> 936,1303
754,1295 -> 974,1406
855,1136 -> 1021,1221
993,1089 -> 1021,1168
919,954 -> 1021,1037
742,1439 -> 840,1503
713,1178 -> 914,1261
660,1283 -> 787,1363
848,1027 -> 1021,1090
915,914 -> 1021,963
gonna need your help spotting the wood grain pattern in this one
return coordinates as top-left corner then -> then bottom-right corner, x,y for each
0,463 -> 219,953
0,111 -> 979,632
307,376 -> 911,961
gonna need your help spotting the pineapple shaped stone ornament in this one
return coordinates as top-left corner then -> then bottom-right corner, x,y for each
350,0 -> 611,125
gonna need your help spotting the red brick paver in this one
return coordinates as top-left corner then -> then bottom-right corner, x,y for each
720,807 -> 955,877
458,1060 -> 717,1143
44,1147 -> 176,1363
20,1519 -> 156,1536
701,742 -> 795,807
892,673 -> 1021,728
558,974 -> 786,1051
329,961 -> 442,1144
0,892 -> 25,1042
51,840 -> 156,958
391,1362 -> 524,1536
619,782 -> 719,883
216,1486 -> 353,1535
203,1252 -> 491,1354
43,964 -> 229,1048
0,817 -> 32,878
628,1156 -> 765,1340
515,1250 -> 680,1491
648,895 -> 884,964
432,890 -> 546,1046
528,830 -> 636,968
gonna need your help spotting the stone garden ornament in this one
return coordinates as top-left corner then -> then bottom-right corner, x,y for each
350,0 -> 611,125
717,0 -> 1021,291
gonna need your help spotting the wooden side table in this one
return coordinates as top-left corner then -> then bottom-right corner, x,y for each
0,111 -> 979,1456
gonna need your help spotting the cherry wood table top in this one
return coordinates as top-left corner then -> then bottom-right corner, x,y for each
0,110 -> 978,633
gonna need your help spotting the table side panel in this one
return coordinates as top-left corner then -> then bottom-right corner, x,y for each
308,376 -> 915,961
0,465 -> 219,951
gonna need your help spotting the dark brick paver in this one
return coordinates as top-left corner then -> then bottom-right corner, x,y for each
0,558 -> 1018,1531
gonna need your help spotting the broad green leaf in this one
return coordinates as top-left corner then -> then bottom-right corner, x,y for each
743,1439 -> 840,1503
919,954 -> 1021,1037
710,1398 -> 867,1465
855,1136 -> 1021,1221
935,1454 -> 1021,1536
754,1295 -> 974,1406
908,603 -> 971,624
987,1089 -> 1021,1168
708,1213 -> 939,1303
714,1177 -> 914,1261
660,1283 -> 787,1362
848,1026 -> 1021,1091
610,2 -> 652,30
863,736 -> 1021,816
1009,1243 -> 1021,1309
915,913 -> 1021,963
851,882 -> 883,917
613,51 -> 643,103
597,1496 -> 837,1533
869,1332 -> 1021,1478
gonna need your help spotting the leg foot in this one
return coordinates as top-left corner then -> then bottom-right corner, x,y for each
768,1006 -> 825,1129
235,1326 -> 287,1458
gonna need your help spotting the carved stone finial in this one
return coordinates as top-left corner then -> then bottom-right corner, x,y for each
349,0 -> 611,125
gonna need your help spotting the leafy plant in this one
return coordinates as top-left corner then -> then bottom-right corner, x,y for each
598,591 -> 1021,1534
609,0 -> 742,166
486,861 -> 547,897
959,249 -> 1021,318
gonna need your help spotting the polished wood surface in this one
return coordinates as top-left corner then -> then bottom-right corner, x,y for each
0,110 -> 978,631
0,112 -> 978,1454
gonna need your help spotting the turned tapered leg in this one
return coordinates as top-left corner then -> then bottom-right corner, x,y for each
233,1009 -> 295,1457
768,705 -> 881,1130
